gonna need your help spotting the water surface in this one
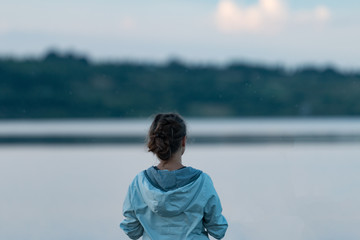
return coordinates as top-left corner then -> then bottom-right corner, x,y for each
1,143 -> 360,240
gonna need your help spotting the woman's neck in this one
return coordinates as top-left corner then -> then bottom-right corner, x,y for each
157,151 -> 184,171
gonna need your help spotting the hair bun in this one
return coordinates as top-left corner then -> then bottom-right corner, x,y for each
147,113 -> 186,161
155,133 -> 165,139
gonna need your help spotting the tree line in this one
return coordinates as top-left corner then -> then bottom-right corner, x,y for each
1,51 -> 360,119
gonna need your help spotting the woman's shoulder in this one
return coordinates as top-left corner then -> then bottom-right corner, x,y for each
127,170 -> 147,187
200,172 -> 215,185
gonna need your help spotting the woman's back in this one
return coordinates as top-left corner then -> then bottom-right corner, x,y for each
120,113 -> 228,239
121,167 -> 227,239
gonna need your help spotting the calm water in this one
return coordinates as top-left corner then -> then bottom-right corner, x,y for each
1,118 -> 360,136
1,143 -> 360,240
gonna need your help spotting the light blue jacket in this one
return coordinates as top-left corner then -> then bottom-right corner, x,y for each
120,166 -> 228,239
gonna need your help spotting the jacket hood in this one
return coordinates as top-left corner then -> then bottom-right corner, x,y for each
145,166 -> 202,192
138,167 -> 202,217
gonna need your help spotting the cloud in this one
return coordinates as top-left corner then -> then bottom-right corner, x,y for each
314,6 -> 331,22
294,5 -> 331,24
118,17 -> 137,31
215,0 -> 331,33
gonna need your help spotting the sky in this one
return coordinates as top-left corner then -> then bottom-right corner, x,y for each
1,0 -> 359,69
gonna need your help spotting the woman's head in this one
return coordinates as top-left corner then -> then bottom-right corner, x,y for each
147,113 -> 187,161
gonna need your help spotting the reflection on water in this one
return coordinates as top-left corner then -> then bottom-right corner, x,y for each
1,143 -> 360,240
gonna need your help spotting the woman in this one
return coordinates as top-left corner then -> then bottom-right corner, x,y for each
120,113 -> 228,239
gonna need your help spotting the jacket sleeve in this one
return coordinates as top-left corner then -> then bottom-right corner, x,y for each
203,176 -> 228,239
120,185 -> 144,240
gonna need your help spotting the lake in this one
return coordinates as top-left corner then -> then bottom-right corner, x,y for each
1,119 -> 360,240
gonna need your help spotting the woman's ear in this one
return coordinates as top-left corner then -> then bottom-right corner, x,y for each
181,136 -> 186,155
182,136 -> 187,147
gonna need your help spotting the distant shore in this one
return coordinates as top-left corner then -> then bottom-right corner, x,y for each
1,118 -> 360,144
2,134 -> 360,145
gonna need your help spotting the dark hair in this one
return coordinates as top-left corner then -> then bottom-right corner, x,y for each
147,113 -> 187,161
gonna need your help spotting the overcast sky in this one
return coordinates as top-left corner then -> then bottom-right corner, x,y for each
1,0 -> 359,69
